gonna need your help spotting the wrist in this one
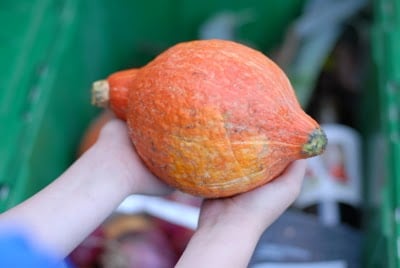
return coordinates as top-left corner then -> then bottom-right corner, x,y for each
85,143 -> 136,197
196,200 -> 267,235
197,214 -> 265,243
176,216 -> 263,268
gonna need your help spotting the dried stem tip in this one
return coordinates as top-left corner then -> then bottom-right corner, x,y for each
301,128 -> 328,157
92,80 -> 110,107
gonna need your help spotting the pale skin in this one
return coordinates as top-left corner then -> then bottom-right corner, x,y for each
0,119 -> 306,267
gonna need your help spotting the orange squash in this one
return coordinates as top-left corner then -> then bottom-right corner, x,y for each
92,39 -> 327,198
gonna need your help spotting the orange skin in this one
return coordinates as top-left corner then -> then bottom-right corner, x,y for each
104,40 -> 323,198
108,69 -> 139,120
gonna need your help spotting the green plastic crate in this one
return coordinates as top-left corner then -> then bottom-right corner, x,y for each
0,0 -> 304,210
365,0 -> 400,267
0,1 -> 100,209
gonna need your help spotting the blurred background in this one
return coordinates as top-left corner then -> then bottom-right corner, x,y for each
0,0 -> 399,267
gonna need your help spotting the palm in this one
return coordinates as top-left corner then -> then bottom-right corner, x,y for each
197,160 -> 306,230
97,119 -> 172,195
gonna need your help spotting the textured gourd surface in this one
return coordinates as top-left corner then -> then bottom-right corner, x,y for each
109,40 -> 321,197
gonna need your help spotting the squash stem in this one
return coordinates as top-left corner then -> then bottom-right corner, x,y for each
301,128 -> 327,157
92,80 -> 110,107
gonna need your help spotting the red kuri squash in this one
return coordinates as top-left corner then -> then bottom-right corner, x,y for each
92,39 -> 327,198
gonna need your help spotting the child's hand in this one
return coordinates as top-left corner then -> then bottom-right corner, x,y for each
177,160 -> 306,268
0,118 -> 171,257
198,160 -> 306,232
92,118 -> 172,196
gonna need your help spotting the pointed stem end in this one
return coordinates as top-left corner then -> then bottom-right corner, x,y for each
301,128 -> 328,157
